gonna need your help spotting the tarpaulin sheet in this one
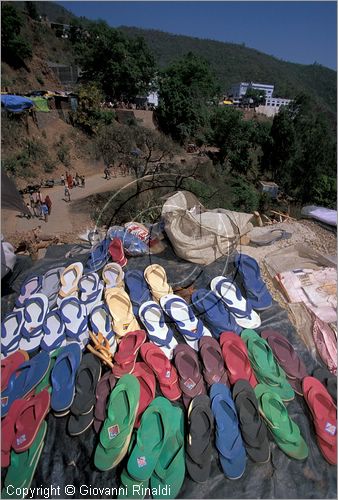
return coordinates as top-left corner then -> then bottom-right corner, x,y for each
1,243 -> 336,499
1,170 -> 31,215
1,94 -> 34,113
26,96 -> 50,112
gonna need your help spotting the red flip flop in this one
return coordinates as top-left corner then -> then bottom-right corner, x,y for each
113,330 -> 147,378
132,362 -> 156,428
140,342 -> 181,401
220,332 -> 257,387
303,376 -> 337,465
174,344 -> 206,407
199,337 -> 228,386
93,371 -> 116,433
1,351 -> 29,392
109,238 -> 127,267
1,398 -> 26,467
12,389 -> 50,453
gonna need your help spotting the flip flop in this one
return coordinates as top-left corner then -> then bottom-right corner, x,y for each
210,277 -> 261,329
59,296 -> 88,340
102,262 -> 125,288
109,238 -> 128,267
20,293 -> 49,339
2,398 -> 27,468
150,404 -> 185,499
94,371 -> 116,433
138,301 -> 178,360
220,332 -> 257,387
34,347 -> 63,394
78,272 -> 104,313
144,264 -> 172,302
199,337 -> 229,386
128,397 -> 172,481
249,229 -> 292,247
119,468 -> 149,499
125,269 -> 152,316
234,254 -> 273,311
312,367 -> 337,403
94,374 -> 140,470
191,288 -> 242,338
140,343 -> 181,401
210,383 -> 247,480
174,344 -> 206,407
186,395 -> 214,483
85,238 -> 111,272
131,362 -> 156,428
68,409 -> 95,436
58,262 -> 83,299
50,343 -> 82,413
12,389 -> 50,453
261,330 -> 308,395
1,310 -> 24,357
241,329 -> 294,401
1,351 -> 50,417
1,350 -> 29,391
303,376 -> 337,464
113,330 -> 147,378
255,384 -> 308,460
15,275 -> 42,308
40,310 -> 65,352
160,294 -> 212,351
89,303 -> 115,344
41,267 -> 64,309
87,331 -> 115,369
232,380 -> 270,463
69,352 -> 102,416
105,288 -> 140,340
312,317 -> 337,376
1,421 -> 47,499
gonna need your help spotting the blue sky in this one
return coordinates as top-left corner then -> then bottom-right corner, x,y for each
58,1 -> 337,69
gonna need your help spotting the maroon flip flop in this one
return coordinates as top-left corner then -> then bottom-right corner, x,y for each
93,371 -> 116,433
12,389 -> 50,453
132,362 -> 156,428
113,330 -> 147,378
1,398 -> 27,468
174,344 -> 206,407
199,337 -> 228,386
261,329 -> 308,395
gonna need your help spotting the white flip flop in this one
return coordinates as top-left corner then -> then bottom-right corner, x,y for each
1,310 -> 24,357
40,310 -> 66,352
59,296 -> 88,340
102,263 -> 124,288
21,293 -> 49,339
139,300 -> 177,359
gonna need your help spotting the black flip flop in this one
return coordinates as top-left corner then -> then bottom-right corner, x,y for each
70,353 -> 102,416
232,380 -> 270,463
312,367 -> 337,404
68,409 -> 94,436
186,395 -> 214,483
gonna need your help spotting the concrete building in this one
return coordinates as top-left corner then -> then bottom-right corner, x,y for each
229,81 -> 292,117
256,97 -> 292,117
230,82 -> 274,99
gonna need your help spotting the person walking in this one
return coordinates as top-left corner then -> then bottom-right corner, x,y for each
64,186 -> 71,202
104,167 -> 108,180
81,175 -> 85,187
44,195 -> 52,215
61,174 -> 65,186
41,202 -> 49,223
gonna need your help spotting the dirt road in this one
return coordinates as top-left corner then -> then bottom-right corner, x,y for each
1,173 -> 134,238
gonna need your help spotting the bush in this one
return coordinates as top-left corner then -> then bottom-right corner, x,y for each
24,139 -> 48,163
44,159 -> 57,173
230,177 -> 260,213
36,76 -> 44,85
54,137 -> 71,167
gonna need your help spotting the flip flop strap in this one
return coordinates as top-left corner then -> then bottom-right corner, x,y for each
24,296 -> 46,323
141,303 -> 165,332
215,280 -> 250,318
148,329 -> 173,348
179,320 -> 204,341
260,393 -> 299,445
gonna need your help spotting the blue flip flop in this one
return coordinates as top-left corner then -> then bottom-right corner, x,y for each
191,289 -> 242,337
1,351 -> 51,417
210,383 -> 246,480
59,296 -> 88,340
1,310 -> 24,357
234,254 -> 272,311
89,303 -> 115,344
85,238 -> 111,272
107,228 -> 149,257
50,343 -> 82,413
138,301 -> 177,360
20,294 -> 49,339
15,275 -> 42,308
125,270 -> 152,316
79,272 -> 104,313
40,310 -> 66,352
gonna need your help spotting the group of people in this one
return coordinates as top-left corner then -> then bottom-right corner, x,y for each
26,190 -> 52,223
61,172 -> 85,203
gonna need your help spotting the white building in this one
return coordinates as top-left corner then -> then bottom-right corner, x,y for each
229,81 -> 292,117
257,97 -> 292,117
230,82 -> 274,99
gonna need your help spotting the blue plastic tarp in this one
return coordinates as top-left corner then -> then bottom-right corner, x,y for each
1,95 -> 34,113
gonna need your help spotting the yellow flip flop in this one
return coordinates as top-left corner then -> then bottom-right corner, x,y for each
144,265 -> 172,302
58,262 -> 84,299
105,288 -> 140,340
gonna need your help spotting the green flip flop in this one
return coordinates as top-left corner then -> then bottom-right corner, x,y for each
254,384 -> 308,460
127,397 -> 172,482
151,404 -> 185,499
2,421 -> 47,499
119,431 -> 149,499
94,374 -> 140,471
241,329 -> 294,401
35,347 -> 63,394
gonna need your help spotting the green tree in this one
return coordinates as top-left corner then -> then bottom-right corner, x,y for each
77,22 -> 156,100
269,107 -> 296,189
156,52 -> 220,143
70,83 -> 105,134
1,4 -> 32,66
244,88 -> 265,107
